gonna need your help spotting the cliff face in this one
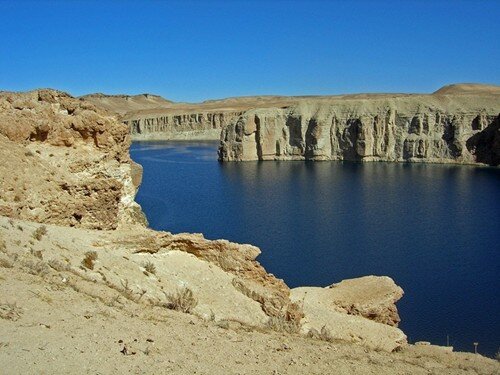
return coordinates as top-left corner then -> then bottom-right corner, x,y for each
219,86 -> 500,166
123,110 -> 242,141
83,93 -> 303,141
0,89 -> 146,229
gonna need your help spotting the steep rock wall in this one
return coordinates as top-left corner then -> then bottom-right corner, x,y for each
0,89 -> 147,229
123,110 -> 242,140
219,95 -> 500,166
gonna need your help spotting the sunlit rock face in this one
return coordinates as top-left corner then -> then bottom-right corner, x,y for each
0,89 -> 147,229
219,85 -> 500,166
124,111 -> 242,141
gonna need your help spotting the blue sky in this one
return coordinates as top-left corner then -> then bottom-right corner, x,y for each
1,0 -> 499,102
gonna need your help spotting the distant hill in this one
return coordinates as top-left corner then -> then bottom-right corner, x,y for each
433,83 -> 500,95
80,93 -> 173,116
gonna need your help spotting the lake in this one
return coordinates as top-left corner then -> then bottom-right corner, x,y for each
130,140 -> 500,357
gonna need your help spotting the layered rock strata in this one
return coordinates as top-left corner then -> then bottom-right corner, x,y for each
83,93 -> 303,141
123,110 -> 242,141
219,85 -> 500,166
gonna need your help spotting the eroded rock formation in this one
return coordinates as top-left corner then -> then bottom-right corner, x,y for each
291,276 -> 406,351
0,89 -> 302,334
124,110 -> 242,140
219,85 -> 500,166
83,93 -> 303,140
0,89 -> 145,229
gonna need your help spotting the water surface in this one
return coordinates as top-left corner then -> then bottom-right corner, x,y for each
131,141 -> 500,356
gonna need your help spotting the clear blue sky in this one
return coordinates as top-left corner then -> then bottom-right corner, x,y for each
1,0 -> 499,102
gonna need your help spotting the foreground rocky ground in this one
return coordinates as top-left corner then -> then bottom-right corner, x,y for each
0,89 -> 498,374
1,218 -> 498,374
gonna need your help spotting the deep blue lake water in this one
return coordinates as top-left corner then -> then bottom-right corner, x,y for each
131,141 -> 499,357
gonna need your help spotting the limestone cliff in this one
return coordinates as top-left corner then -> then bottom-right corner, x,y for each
124,110 -> 242,141
83,93 -> 304,141
219,84 -> 500,166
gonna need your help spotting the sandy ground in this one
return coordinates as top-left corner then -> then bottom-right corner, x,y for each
1,218 -> 498,375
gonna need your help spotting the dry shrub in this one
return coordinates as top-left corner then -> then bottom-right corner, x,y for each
48,259 -> 69,272
0,302 -> 22,321
266,301 -> 304,334
0,258 -> 13,268
30,249 -> 43,259
82,251 -> 98,270
319,325 -> 335,342
25,260 -> 50,276
119,279 -> 136,300
165,287 -> 197,313
143,261 -> 156,275
266,315 -> 302,334
32,225 -> 47,241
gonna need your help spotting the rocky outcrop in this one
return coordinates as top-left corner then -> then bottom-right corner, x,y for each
0,89 -> 301,328
291,276 -> 406,351
219,85 -> 500,166
0,89 -> 146,229
123,230 -> 302,322
293,276 -> 404,327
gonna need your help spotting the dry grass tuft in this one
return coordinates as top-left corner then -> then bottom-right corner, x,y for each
266,300 -> 304,335
32,225 -> 47,241
24,260 -> 50,276
314,325 -> 335,342
82,251 -> 98,270
143,261 -> 156,275
0,257 -> 14,268
165,287 -> 198,313
30,249 -> 43,259
266,315 -> 302,334
48,259 -> 69,272
0,302 -> 23,321
0,236 -> 6,253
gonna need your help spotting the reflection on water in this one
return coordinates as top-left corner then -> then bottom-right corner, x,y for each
131,141 -> 500,356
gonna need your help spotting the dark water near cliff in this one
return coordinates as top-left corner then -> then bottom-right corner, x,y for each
130,141 -> 500,357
